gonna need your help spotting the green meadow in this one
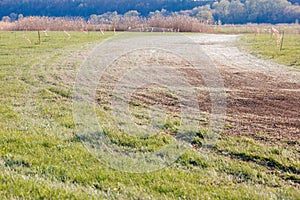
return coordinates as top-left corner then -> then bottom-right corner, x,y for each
241,33 -> 300,68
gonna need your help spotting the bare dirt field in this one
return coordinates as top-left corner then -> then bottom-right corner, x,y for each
189,34 -> 300,144
95,33 -> 299,147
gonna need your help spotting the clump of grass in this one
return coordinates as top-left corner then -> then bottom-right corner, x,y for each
48,87 -> 72,99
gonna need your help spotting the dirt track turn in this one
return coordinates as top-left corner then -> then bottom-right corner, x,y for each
95,33 -> 299,144
189,34 -> 300,143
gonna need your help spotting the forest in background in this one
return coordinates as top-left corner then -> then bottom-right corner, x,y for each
0,0 -> 300,24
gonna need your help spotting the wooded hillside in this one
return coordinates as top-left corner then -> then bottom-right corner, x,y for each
0,0 -> 299,24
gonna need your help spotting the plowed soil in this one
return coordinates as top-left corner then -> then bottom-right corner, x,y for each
189,34 -> 300,143
96,34 -> 300,144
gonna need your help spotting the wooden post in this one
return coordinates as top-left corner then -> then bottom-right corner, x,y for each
38,30 -> 41,45
280,31 -> 284,51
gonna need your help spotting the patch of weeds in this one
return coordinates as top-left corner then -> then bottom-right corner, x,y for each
48,87 -> 71,99
216,136 -> 300,177
271,148 -> 283,155
191,136 -> 203,148
103,105 -> 111,111
2,155 -> 31,168
178,152 -> 209,168
102,126 -> 171,152
58,116 -> 75,129
129,104 -> 151,126
129,100 -> 142,107
60,121 -> 75,129
224,123 -> 234,129
283,174 -> 300,183
0,105 -> 17,120
224,166 -> 255,183
228,150 -> 299,174
195,129 -> 206,139
67,135 -> 82,143
163,118 -> 180,134
42,166 -> 69,183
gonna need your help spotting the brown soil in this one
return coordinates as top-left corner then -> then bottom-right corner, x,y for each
96,34 -> 300,144
220,65 -> 300,143
189,34 -> 300,143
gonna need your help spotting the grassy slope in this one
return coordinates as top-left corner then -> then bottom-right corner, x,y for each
0,32 -> 299,199
240,33 -> 300,68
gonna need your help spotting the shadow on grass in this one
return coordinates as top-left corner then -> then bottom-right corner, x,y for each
228,152 -> 299,175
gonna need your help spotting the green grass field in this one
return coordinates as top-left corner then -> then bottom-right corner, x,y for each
241,33 -> 300,68
0,31 -> 299,199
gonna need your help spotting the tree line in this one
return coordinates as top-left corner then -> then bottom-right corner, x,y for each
0,0 -> 210,18
1,0 -> 300,24
210,0 -> 300,24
